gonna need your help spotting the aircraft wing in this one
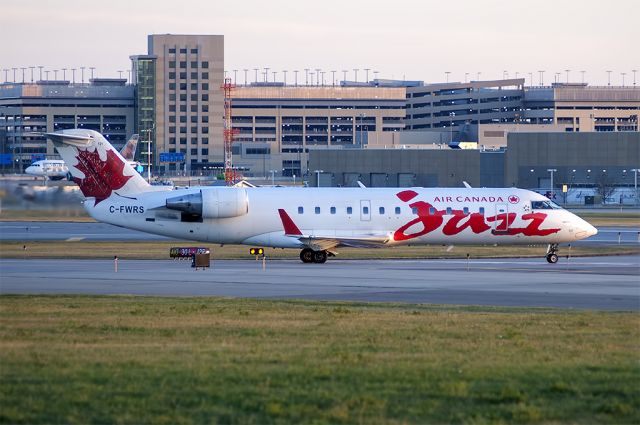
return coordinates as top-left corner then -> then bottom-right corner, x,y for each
278,208 -> 391,250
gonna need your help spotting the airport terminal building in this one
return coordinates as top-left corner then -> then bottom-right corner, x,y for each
0,79 -> 135,170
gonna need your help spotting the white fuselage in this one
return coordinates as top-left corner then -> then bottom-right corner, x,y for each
25,160 -> 68,178
86,186 -> 597,248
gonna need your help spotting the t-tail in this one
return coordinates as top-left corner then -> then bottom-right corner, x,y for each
44,129 -> 151,205
120,134 -> 139,161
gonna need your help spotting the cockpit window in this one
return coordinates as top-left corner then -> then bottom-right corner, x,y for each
531,200 -> 562,210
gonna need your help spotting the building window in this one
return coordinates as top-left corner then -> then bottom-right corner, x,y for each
298,206 -> 304,214
202,83 -> 209,90
180,94 -> 186,101
191,94 -> 197,101
202,105 -> 209,112
180,72 -> 187,79
180,83 -> 187,90
180,127 -> 187,134
169,127 -> 176,134
179,105 -> 187,112
330,206 -> 336,214
190,83 -> 198,90
202,72 -> 209,79
169,116 -> 176,123
169,48 -> 176,53
202,116 -> 209,123
169,94 -> 176,101
202,94 -> 209,101
169,83 -> 176,90
201,148 -> 208,155
169,72 -> 176,80
202,61 -> 209,68
169,105 -> 176,112
202,137 -> 208,144
191,105 -> 198,112
190,48 -> 198,54
179,138 -> 186,144
179,48 -> 187,53
169,61 -> 176,68
179,116 -> 187,123
191,126 -> 197,133
201,126 -> 208,134
191,72 -> 198,79
169,137 -> 176,144
191,116 -> 197,123
190,61 -> 198,68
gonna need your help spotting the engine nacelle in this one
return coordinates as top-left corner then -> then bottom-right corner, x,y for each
165,188 -> 248,218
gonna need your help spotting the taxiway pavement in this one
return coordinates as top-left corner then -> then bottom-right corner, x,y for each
1,256 -> 638,311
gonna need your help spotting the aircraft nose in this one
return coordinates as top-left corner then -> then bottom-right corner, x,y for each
575,218 -> 598,239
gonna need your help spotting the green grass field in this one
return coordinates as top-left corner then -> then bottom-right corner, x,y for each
1,240 -> 639,260
0,296 -> 638,424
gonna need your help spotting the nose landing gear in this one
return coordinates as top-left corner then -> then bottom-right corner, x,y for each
546,243 -> 559,264
300,248 -> 328,264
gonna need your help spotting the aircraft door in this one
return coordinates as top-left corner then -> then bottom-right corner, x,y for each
494,203 -> 509,232
360,200 -> 371,221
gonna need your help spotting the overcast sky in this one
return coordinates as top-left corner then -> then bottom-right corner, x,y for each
2,0 -> 638,86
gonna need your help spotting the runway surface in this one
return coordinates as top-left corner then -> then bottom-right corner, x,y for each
1,256 -> 638,311
1,221 -> 638,245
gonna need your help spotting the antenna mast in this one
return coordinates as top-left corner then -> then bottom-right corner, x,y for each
222,77 -> 239,185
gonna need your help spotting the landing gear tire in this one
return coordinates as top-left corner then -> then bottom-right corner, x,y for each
545,243 -> 559,264
300,248 -> 314,263
313,250 -> 328,264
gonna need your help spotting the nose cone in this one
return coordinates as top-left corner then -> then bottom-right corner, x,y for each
575,218 -> 598,240
25,166 -> 36,175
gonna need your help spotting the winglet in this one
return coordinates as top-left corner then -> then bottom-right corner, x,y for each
278,209 -> 303,236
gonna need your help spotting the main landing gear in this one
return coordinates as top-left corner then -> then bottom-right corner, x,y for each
546,243 -> 559,264
300,248 -> 328,264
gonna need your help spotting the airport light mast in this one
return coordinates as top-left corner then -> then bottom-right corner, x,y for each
222,78 -> 240,185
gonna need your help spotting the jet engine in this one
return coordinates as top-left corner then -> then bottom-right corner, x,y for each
165,188 -> 248,218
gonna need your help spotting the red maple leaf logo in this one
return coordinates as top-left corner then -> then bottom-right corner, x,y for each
508,195 -> 520,204
72,148 -> 132,205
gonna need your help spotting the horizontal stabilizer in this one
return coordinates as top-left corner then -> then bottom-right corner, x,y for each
43,132 -> 92,146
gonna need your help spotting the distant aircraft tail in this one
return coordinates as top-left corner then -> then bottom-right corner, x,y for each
119,134 -> 139,161
44,129 -> 150,205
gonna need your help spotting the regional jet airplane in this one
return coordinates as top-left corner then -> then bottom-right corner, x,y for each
26,133 -> 140,179
46,129 -> 597,264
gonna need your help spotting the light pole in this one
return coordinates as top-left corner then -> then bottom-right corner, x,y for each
632,169 -> 639,206
449,112 -> 455,144
357,113 -> 366,147
269,169 -> 277,186
606,70 -> 612,86
547,168 -> 557,198
314,170 -> 324,188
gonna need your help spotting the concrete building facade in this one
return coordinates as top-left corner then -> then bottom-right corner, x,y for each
230,85 -> 405,177
0,79 -> 135,170
134,34 -> 225,173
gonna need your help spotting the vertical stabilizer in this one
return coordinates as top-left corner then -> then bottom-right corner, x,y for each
45,129 -> 150,205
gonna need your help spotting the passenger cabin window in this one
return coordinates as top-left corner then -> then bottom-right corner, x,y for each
315,207 -> 320,214
412,207 -> 418,214
532,200 -> 561,210
330,207 -> 336,214
446,207 -> 452,215
479,207 -> 485,215
347,207 -> 353,214
429,207 -> 436,215
298,206 -> 304,214
463,207 -> 469,214
363,206 -> 369,214
395,207 -> 401,215
379,207 -> 385,214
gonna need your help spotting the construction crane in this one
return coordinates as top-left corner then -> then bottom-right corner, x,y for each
222,78 -> 240,185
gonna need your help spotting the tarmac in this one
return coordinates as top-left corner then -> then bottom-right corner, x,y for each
1,256 -> 638,311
